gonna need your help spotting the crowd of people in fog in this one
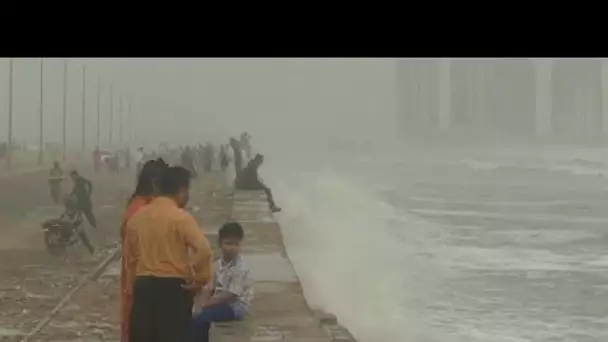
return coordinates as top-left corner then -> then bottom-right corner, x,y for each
90,132 -> 252,180
41,132 -> 280,342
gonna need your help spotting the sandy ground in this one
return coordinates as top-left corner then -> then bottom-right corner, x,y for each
0,168 -> 133,342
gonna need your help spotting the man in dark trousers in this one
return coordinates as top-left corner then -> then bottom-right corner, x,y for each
235,154 -> 281,213
127,166 -> 213,342
229,138 -> 243,176
69,170 -> 97,229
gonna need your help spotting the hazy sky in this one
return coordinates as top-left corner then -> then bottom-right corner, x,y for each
0,58 -> 398,150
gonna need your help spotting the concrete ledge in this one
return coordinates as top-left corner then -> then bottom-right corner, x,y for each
213,319 -> 252,339
313,311 -> 338,326
313,310 -> 356,342
233,190 -> 267,201
205,190 -> 355,342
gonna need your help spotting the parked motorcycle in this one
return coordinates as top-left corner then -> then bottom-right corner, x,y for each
41,196 -> 95,256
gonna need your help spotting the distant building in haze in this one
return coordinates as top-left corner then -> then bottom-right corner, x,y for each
396,58 -> 606,144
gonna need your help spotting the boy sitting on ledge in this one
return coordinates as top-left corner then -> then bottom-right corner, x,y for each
191,222 -> 253,342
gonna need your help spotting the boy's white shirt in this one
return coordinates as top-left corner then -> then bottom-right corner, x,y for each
191,255 -> 253,316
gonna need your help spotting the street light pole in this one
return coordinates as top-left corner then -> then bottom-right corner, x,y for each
119,94 -> 123,146
38,58 -> 44,166
81,65 -> 86,154
62,60 -> 68,162
109,84 -> 113,146
6,58 -> 13,170
128,97 -> 132,147
96,77 -> 100,148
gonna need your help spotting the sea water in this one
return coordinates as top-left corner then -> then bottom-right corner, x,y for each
264,146 -> 608,342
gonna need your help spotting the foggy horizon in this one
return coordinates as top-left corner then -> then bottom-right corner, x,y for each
0,58 -> 398,151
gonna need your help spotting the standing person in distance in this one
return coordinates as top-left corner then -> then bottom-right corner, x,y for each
229,138 -> 243,177
48,161 -> 65,204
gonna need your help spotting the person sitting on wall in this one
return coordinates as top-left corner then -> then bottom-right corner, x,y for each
191,222 -> 253,342
235,154 -> 281,213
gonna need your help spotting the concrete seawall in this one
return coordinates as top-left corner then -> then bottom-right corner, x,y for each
206,190 -> 356,342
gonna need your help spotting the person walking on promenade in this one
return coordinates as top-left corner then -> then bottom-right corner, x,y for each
127,166 -> 213,342
120,158 -> 168,342
69,170 -> 97,229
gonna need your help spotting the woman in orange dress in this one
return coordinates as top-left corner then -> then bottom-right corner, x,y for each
120,159 -> 168,342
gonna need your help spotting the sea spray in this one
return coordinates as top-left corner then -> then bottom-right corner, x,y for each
259,147 -> 608,341
271,168 -> 448,342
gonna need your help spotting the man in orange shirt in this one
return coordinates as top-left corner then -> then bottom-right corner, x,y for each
127,166 -> 212,342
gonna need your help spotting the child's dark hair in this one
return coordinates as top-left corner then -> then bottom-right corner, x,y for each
218,222 -> 244,242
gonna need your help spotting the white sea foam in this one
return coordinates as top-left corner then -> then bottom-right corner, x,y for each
261,147 -> 608,342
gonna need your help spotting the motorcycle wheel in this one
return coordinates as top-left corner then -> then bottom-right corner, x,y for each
44,231 -> 66,256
